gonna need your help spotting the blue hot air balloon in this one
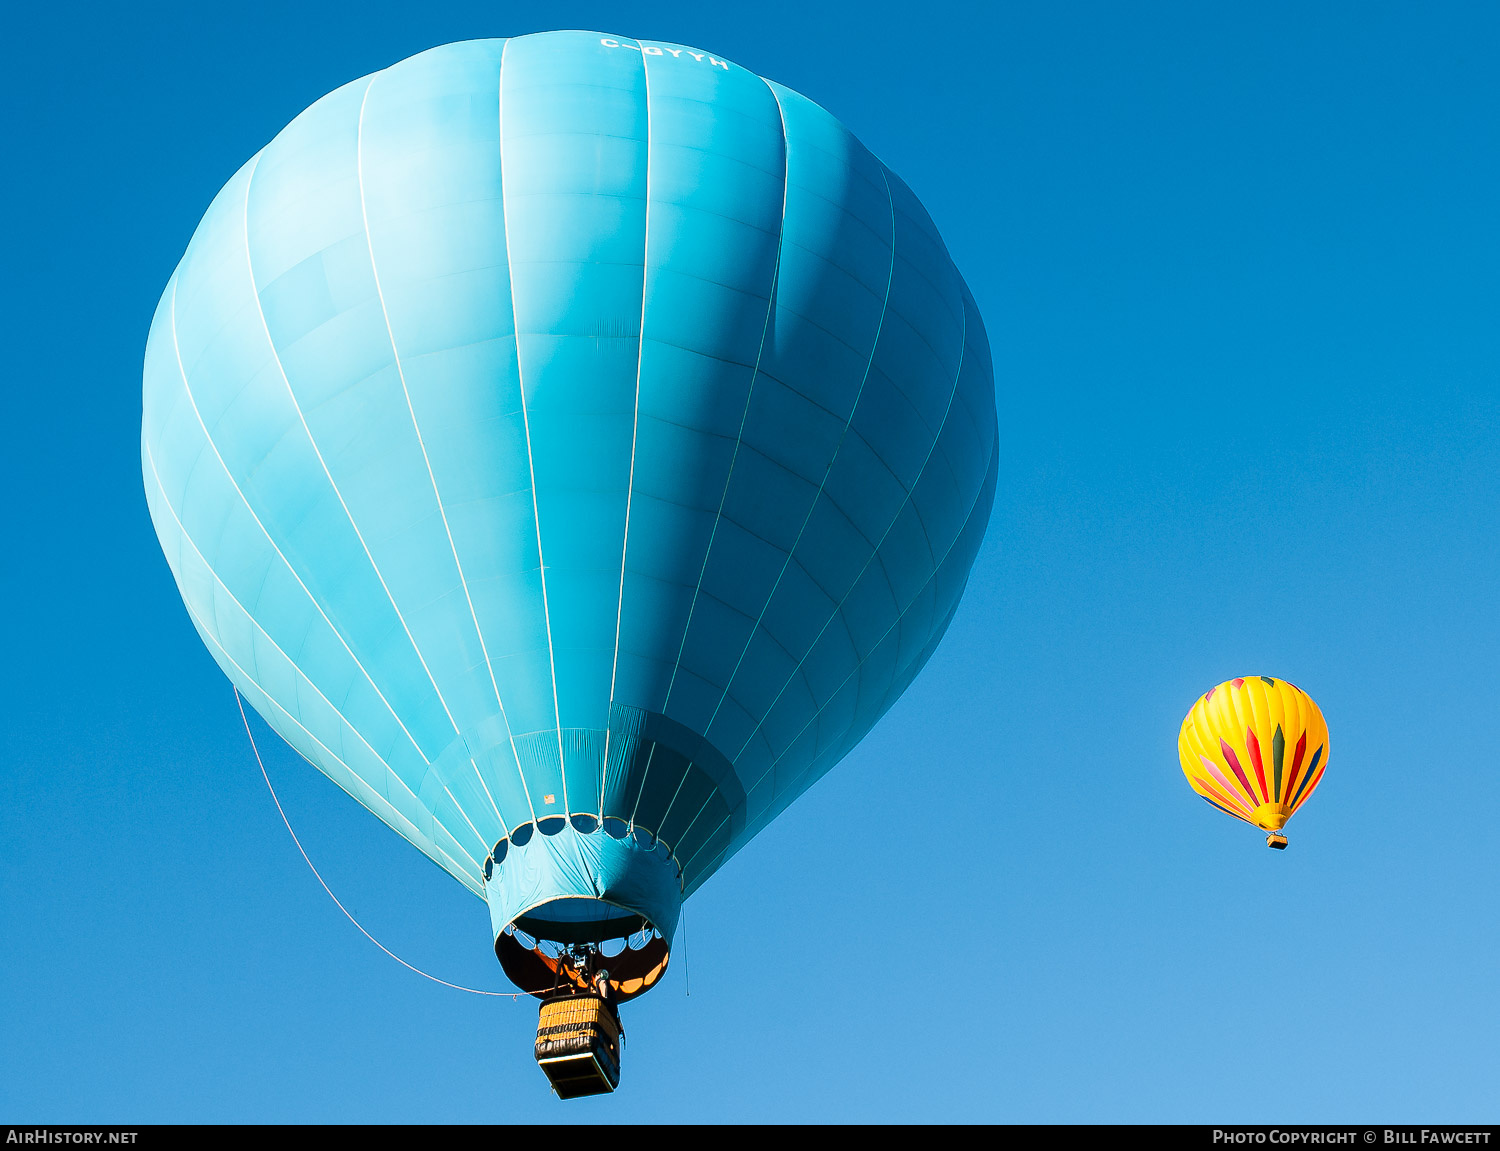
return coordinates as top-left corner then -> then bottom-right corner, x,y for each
143,31 -> 996,1089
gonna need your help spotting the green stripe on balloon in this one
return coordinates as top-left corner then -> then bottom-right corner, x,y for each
1272,725 -> 1285,801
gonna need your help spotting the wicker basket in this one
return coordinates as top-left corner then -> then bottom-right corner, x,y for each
534,995 -> 621,1098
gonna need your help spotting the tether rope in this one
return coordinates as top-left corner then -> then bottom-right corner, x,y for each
235,688 -> 521,999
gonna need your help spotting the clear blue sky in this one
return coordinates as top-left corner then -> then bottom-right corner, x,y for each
3,0 -> 1498,1123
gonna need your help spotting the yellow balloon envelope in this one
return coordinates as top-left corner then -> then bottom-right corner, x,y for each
1178,677 -> 1329,848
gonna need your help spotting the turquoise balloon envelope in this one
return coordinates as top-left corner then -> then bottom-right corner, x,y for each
143,31 -> 997,988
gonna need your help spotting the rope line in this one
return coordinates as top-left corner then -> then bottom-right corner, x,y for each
234,688 -> 520,999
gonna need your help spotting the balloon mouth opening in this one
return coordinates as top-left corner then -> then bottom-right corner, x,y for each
1250,802 -> 1291,832
514,897 -> 651,945
497,909 -> 671,1001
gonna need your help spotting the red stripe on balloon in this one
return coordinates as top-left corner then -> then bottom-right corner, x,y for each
1291,745 -> 1324,809
1220,739 -> 1261,806
1246,728 -> 1268,802
1281,731 -> 1308,803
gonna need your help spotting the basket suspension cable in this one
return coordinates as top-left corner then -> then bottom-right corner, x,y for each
234,688 -> 520,999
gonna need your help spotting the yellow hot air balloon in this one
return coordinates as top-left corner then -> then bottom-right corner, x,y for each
1178,677 -> 1329,849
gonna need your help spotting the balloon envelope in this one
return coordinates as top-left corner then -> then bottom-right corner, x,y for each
1178,677 -> 1329,833
143,32 -> 997,956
